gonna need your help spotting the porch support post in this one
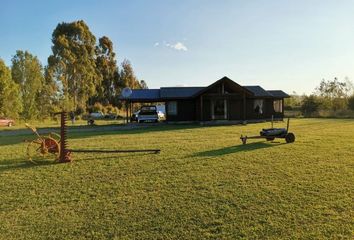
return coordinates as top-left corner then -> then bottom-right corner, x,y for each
130,102 -> 133,122
282,98 -> 284,119
126,100 -> 129,124
243,93 -> 246,120
200,95 -> 203,121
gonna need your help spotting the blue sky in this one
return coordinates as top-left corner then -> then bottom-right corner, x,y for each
1,0 -> 354,94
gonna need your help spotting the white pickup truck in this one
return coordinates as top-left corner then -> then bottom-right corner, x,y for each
137,106 -> 159,123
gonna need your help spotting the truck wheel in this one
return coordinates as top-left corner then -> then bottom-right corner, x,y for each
285,133 -> 295,143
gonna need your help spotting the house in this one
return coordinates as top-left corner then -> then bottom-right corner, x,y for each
121,76 -> 289,122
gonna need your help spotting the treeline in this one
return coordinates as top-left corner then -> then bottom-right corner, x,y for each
0,20 -> 147,120
285,77 -> 354,117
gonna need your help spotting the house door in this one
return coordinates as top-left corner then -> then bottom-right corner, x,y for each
211,99 -> 227,120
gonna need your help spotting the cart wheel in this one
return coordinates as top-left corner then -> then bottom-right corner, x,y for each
285,133 -> 295,143
240,136 -> 247,145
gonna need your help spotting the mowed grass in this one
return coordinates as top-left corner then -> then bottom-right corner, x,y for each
0,119 -> 353,239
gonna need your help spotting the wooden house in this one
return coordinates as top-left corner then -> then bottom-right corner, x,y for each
121,77 -> 289,122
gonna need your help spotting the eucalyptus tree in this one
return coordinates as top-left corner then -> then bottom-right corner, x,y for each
47,20 -> 99,111
118,59 -> 142,90
11,50 -> 44,119
0,59 -> 22,118
94,36 -> 119,105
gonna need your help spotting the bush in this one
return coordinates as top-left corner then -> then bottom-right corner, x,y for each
348,95 -> 354,111
75,106 -> 85,116
87,102 -> 104,113
301,95 -> 321,116
331,98 -> 347,111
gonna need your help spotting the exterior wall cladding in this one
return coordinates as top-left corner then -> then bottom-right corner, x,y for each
166,98 -> 284,122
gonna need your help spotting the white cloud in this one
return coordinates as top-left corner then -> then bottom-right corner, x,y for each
155,41 -> 188,51
172,42 -> 188,51
161,41 -> 188,51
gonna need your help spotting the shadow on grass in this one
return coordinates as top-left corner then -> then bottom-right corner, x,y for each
194,141 -> 286,157
0,158 -> 54,172
0,123 -> 204,147
0,151 -> 160,172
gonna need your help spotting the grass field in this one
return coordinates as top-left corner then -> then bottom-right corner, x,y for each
0,119 -> 353,239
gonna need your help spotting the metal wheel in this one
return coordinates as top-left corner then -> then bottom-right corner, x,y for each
285,132 -> 295,143
27,139 -> 44,162
27,137 -> 60,162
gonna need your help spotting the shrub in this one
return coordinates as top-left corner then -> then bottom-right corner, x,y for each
331,98 -> 347,111
348,95 -> 354,111
87,102 -> 104,113
301,95 -> 321,116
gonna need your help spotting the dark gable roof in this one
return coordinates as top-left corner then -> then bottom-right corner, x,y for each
194,76 -> 254,97
244,86 -> 273,97
267,90 -> 290,98
128,89 -> 160,101
120,77 -> 289,101
160,87 -> 204,99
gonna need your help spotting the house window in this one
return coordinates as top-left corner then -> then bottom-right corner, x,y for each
253,99 -> 264,114
167,101 -> 177,115
273,100 -> 282,113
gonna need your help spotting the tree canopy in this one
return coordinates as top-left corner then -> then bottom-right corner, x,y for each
11,50 -> 44,119
94,36 -> 119,105
47,20 -> 99,111
0,59 -> 22,118
0,19 -> 146,119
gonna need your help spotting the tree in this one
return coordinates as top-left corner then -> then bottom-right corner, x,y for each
117,59 -> 141,91
36,66 -> 60,119
139,80 -> 148,89
284,91 -> 302,110
316,77 -> 352,99
47,20 -> 99,111
11,50 -> 44,119
0,59 -> 22,118
348,95 -> 354,111
94,36 -> 119,105
301,95 -> 321,116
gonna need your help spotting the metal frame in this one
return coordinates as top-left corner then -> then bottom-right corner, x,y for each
240,118 -> 295,144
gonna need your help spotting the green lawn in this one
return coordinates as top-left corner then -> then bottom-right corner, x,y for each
0,119 -> 353,239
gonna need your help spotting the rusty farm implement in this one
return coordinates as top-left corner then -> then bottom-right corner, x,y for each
25,123 -> 61,162
25,111 -> 160,163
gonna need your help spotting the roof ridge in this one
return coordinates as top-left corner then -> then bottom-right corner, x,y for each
160,86 -> 205,88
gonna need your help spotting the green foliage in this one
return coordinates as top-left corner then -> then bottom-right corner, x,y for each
11,50 -> 45,120
301,77 -> 354,117
47,20 -> 99,111
37,66 -> 61,119
348,95 -> 354,111
94,36 -> 120,105
300,95 -> 320,116
0,21 -> 148,120
316,77 -> 353,99
0,119 -> 353,239
90,102 -> 104,113
0,59 -> 23,118
139,80 -> 148,89
118,59 -> 142,90
87,102 -> 119,115
284,93 -> 303,110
